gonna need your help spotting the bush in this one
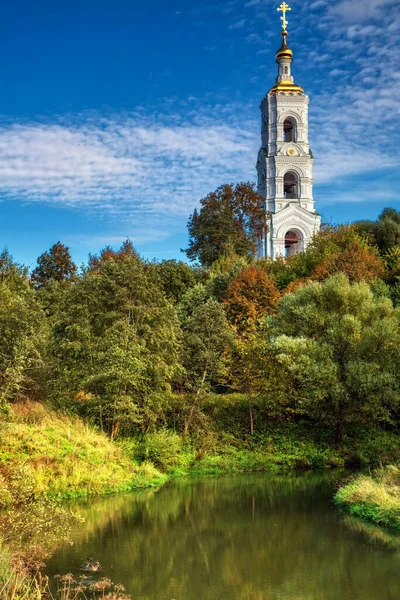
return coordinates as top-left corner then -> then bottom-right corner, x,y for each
335,466 -> 400,530
143,430 -> 183,470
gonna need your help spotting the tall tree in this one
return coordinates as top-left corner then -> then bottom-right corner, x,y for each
179,292 -> 233,434
31,242 -> 77,288
225,265 -> 280,335
266,274 -> 400,448
50,253 -> 181,435
153,260 -> 206,304
87,239 -> 138,272
185,182 -> 265,267
0,251 -> 47,408
355,208 -> 400,253
229,334 -> 267,435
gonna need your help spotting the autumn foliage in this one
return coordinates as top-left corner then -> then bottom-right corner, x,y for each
224,265 -> 280,333
310,226 -> 384,282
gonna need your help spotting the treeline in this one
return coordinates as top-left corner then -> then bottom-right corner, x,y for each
2,189 -> 400,451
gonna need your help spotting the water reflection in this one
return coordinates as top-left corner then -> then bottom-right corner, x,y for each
46,472 -> 400,600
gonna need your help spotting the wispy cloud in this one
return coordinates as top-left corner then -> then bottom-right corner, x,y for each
0,110 -> 257,220
0,0 -> 399,241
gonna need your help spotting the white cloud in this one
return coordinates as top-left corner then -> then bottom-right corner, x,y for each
229,17 -> 248,29
329,0 -> 398,23
0,111 -> 257,221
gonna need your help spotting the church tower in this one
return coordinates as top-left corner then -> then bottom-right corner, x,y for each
256,3 -> 321,258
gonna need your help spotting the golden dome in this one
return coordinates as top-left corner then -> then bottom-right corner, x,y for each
269,82 -> 304,94
276,31 -> 293,61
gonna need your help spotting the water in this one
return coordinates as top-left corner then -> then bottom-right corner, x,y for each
46,472 -> 400,600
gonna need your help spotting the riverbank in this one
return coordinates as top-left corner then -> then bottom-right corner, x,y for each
1,400 -> 400,505
0,402 -> 166,508
1,401 -> 400,599
335,466 -> 400,530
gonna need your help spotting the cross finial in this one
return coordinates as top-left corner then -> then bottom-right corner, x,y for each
277,2 -> 291,31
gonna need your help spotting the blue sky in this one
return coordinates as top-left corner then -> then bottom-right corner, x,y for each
0,0 -> 399,267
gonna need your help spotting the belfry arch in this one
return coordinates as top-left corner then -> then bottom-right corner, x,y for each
283,117 -> 296,142
285,229 -> 303,257
284,171 -> 299,199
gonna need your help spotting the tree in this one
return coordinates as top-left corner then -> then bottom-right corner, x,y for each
87,239 -> 139,272
180,297 -> 233,434
229,334 -> 267,434
266,274 -> 400,448
153,260 -> 206,304
355,208 -> 400,253
279,225 -> 385,287
185,182 -> 265,267
50,253 -> 181,435
0,251 -> 47,408
224,265 -> 280,334
31,242 -> 77,288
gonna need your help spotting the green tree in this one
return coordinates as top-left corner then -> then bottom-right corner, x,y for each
180,297 -> 233,434
153,260 -> 206,304
375,208 -> 400,252
185,182 -> 265,267
229,334 -> 267,434
355,208 -> 400,253
267,274 -> 400,448
0,251 -> 47,408
31,242 -> 77,288
50,253 -> 181,435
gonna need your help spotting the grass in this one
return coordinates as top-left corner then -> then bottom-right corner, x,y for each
0,402 -> 166,507
335,465 -> 400,530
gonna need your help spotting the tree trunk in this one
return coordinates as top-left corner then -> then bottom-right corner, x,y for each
249,400 -> 254,435
111,420 -> 120,440
99,404 -> 104,433
184,402 -> 197,436
184,367 -> 207,435
335,417 -> 344,451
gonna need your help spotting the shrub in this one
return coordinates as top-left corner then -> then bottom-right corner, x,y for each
143,430 -> 183,470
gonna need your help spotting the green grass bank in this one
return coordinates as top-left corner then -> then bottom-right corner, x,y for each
0,402 -> 166,507
1,398 -> 400,505
335,466 -> 400,530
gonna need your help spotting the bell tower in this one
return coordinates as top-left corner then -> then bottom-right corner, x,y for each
257,3 -> 321,258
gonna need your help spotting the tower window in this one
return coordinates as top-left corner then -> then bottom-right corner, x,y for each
284,66 -> 289,75
284,171 -> 299,199
285,230 -> 303,257
283,118 -> 296,142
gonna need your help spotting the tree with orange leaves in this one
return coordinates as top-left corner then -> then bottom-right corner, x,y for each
280,225 -> 385,287
225,265 -> 280,334
87,239 -> 138,272
311,230 -> 385,282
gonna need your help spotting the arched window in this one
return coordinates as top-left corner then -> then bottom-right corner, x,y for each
283,118 -> 296,142
284,171 -> 299,199
285,229 -> 303,257
284,66 -> 289,75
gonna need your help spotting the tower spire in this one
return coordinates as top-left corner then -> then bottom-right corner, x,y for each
277,2 -> 291,31
269,3 -> 303,94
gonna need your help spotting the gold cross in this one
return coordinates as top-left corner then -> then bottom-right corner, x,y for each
277,2 -> 291,31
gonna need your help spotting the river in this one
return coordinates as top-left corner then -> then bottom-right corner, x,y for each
45,472 -> 400,600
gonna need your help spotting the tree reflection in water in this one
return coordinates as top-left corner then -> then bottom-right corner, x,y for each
46,473 -> 400,600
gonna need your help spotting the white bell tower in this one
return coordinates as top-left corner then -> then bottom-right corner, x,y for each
257,3 -> 321,259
